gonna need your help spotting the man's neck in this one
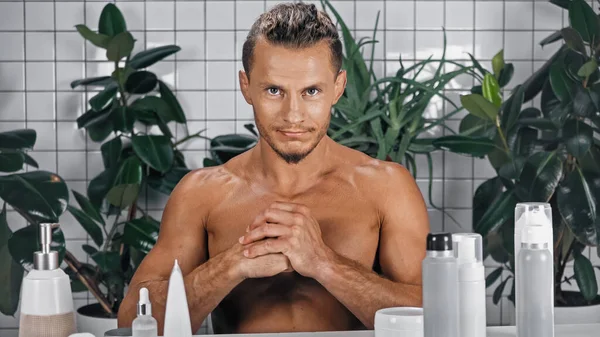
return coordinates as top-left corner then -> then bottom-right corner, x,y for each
251,136 -> 333,196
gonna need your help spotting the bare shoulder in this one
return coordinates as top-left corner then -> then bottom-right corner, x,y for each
335,144 -> 417,197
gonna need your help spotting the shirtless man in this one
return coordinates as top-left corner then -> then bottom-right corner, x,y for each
118,2 -> 429,334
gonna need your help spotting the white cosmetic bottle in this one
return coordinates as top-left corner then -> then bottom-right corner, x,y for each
19,223 -> 76,337
132,287 -> 158,337
163,259 -> 192,337
516,225 -> 554,337
452,233 -> 486,337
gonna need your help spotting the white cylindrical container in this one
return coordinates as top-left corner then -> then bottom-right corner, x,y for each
422,233 -> 459,337
452,233 -> 486,337
514,202 -> 553,330
516,225 -> 554,337
374,307 -> 423,337
19,223 -> 76,337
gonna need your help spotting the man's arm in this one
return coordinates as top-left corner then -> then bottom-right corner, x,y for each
314,163 -> 429,328
118,168 -> 293,334
117,169 -> 237,334
240,162 -> 429,329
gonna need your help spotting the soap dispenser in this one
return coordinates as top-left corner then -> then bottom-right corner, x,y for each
19,223 -> 76,337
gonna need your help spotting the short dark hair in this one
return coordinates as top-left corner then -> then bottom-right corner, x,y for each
242,2 -> 343,79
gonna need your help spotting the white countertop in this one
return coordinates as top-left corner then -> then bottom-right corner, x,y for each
195,324 -> 600,337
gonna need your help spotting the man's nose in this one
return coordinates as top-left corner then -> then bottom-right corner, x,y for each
282,94 -> 305,124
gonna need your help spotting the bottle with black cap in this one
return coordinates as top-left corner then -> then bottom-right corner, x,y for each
422,233 -> 459,337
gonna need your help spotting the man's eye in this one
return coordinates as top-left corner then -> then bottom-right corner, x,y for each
306,88 -> 319,96
267,88 -> 280,95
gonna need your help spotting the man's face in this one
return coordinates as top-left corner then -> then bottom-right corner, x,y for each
239,39 -> 346,164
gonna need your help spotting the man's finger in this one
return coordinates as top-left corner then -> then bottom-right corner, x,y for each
248,208 -> 300,231
270,201 -> 310,215
240,223 -> 291,244
244,238 -> 288,258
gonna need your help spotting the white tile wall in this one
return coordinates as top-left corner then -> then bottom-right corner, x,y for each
0,0 -> 597,334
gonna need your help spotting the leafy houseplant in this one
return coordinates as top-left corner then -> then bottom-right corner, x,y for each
0,129 -> 71,317
1,3 -> 206,319
436,0 -> 600,307
207,1 -> 484,214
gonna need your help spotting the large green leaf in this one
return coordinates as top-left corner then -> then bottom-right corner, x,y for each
106,31 -> 134,62
87,119 -> 114,143
106,156 -> 142,208
98,3 -> 127,37
89,83 -> 118,112
88,167 -> 117,208
573,86 -> 598,118
557,169 -> 599,246
0,129 -> 36,150
539,30 -> 563,48
0,152 -> 25,173
564,119 -> 593,157
130,96 -> 177,124
147,167 -> 191,195
458,114 -> 496,138
8,224 -> 66,271
432,135 -> 495,157
22,153 -> 38,169
131,135 -> 174,172
460,94 -> 499,121
75,24 -> 110,49
90,251 -> 121,272
129,45 -> 181,70
0,171 -> 69,223
502,85 -> 525,131
158,81 -> 186,123
580,145 -> 600,173
125,71 -> 157,94
77,106 -> 112,129
561,27 -> 587,56
497,63 -> 515,88
550,61 -> 575,102
0,203 -> 23,316
523,46 -> 566,102
210,134 -> 258,164
507,125 -> 537,157
483,73 -> 502,107
499,156 -> 527,187
475,190 -> 518,237
473,177 -> 503,229
109,106 -> 135,133
550,0 -> 571,9
569,0 -> 600,44
70,76 -> 113,89
492,50 -> 505,77
101,137 -> 122,169
72,190 -> 104,226
574,252 -> 598,301
577,59 -> 597,78
516,151 -> 563,202
516,117 -> 558,131
122,217 -> 160,254
67,205 -> 104,247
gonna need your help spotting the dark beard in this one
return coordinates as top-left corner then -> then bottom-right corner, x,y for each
254,110 -> 326,165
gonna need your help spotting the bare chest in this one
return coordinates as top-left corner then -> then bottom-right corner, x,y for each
205,181 -> 381,268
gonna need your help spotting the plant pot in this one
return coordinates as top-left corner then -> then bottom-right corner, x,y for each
76,303 -> 118,337
554,291 -> 600,324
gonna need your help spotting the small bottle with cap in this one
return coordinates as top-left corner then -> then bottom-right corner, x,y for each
422,233 -> 459,337
452,233 -> 486,337
516,225 -> 554,337
132,287 -> 158,337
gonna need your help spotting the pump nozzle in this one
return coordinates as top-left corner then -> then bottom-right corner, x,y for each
33,223 -> 60,270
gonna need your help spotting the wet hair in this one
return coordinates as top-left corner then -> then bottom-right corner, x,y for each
242,2 -> 343,79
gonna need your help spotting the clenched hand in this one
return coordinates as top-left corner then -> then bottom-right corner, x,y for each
239,201 -> 334,279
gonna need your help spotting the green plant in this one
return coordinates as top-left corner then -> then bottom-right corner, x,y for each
436,0 -> 600,307
208,1 -> 484,215
0,129 -> 70,316
1,3 -> 207,318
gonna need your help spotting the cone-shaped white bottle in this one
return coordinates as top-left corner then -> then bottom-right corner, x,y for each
163,259 -> 192,337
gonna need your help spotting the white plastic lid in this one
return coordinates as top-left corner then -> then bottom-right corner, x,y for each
374,307 -> 423,332
452,233 -> 483,265
522,225 -> 547,244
